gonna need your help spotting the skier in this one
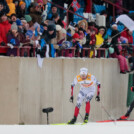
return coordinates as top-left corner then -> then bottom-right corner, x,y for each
119,86 -> 134,120
68,68 -> 101,124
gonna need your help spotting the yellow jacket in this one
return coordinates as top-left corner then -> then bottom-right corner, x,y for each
6,0 -> 16,16
95,33 -> 104,48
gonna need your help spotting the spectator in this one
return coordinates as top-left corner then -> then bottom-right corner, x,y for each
7,23 -> 20,56
78,28 -> 86,46
0,0 -> 9,14
95,26 -> 106,48
0,11 -> 11,55
115,0 -> 123,15
117,45 -> 130,73
88,22 -> 98,33
72,33 -> 83,57
10,13 -> 17,24
13,0 -> 19,7
111,24 -> 120,55
52,0 -> 65,20
6,0 -> 16,17
78,19 -> 88,32
53,13 -> 64,28
16,19 -> 24,33
16,1 -> 26,19
29,2 -> 42,24
121,29 -> 133,44
120,29 -> 133,54
65,0 -> 74,24
47,4 -> 58,20
21,18 -> 29,34
42,24 -> 56,45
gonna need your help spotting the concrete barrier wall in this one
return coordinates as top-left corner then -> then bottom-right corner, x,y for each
0,57 -> 132,124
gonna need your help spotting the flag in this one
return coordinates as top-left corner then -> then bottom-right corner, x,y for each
71,0 -> 80,12
116,14 -> 134,31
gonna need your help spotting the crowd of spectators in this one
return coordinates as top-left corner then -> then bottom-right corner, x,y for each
0,0 -> 134,73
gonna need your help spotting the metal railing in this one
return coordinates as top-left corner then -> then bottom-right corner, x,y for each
102,0 -> 129,21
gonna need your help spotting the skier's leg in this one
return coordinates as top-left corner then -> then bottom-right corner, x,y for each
84,92 -> 94,123
125,99 -> 134,117
68,90 -> 85,124
119,99 -> 134,120
85,101 -> 90,115
74,90 -> 85,117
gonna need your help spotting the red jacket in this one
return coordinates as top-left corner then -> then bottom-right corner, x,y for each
0,20 -> 11,53
121,30 -> 133,44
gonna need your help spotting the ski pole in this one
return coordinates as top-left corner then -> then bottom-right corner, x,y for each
99,102 -> 116,125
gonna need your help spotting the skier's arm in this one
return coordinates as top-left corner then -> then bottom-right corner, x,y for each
93,76 -> 101,101
97,83 -> 101,96
71,77 -> 78,96
70,77 -> 78,103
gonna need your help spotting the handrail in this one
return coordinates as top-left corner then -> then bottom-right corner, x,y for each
101,0 -> 129,21
102,0 -> 129,13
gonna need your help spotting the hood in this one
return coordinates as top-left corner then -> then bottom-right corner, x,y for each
6,0 -> 13,4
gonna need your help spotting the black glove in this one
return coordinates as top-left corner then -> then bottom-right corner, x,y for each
1,41 -> 5,46
95,95 -> 100,102
70,96 -> 74,103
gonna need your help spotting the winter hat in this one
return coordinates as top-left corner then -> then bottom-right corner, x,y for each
11,23 -> 18,31
37,0 -> 43,4
48,24 -> 55,31
80,68 -> 88,76
56,25 -> 62,31
111,24 -> 117,28
25,15 -> 32,22
19,1 -> 25,6
16,19 -> 22,26
11,13 -> 17,18
73,33 -> 80,39
51,4 -> 57,8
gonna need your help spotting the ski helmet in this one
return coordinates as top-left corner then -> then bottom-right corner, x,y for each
80,68 -> 88,76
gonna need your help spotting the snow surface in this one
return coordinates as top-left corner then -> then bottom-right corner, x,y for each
0,121 -> 134,134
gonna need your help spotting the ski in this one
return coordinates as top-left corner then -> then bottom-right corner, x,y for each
52,122 -> 87,125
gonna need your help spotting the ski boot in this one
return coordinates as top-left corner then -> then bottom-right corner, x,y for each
118,115 -> 129,120
68,116 -> 77,124
84,114 -> 89,123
